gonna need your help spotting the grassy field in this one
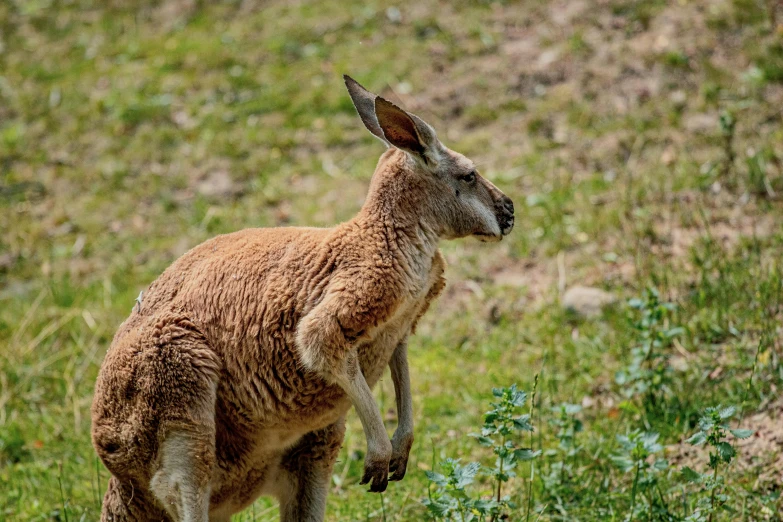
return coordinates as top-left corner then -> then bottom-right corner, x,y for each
2,0 -> 783,520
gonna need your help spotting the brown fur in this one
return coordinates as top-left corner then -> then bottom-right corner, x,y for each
91,77 -> 513,521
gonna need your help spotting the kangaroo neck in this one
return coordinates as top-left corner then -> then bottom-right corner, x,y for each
354,150 -> 441,267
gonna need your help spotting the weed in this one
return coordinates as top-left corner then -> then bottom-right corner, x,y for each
541,404 -> 582,494
745,147 -> 778,197
615,288 -> 684,413
681,406 -> 753,522
424,385 -> 540,522
424,459 -> 487,522
662,51 -> 689,69
756,42 -> 783,83
611,431 -> 672,521
551,404 -> 583,457
0,423 -> 31,465
540,403 -> 585,517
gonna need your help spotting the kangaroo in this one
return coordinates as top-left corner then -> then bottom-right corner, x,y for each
91,75 -> 515,521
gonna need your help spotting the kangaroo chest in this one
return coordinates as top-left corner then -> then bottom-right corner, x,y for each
357,251 -> 446,386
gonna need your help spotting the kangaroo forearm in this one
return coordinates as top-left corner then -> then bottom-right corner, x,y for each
389,342 -> 413,434
296,301 -> 388,452
333,353 -> 391,457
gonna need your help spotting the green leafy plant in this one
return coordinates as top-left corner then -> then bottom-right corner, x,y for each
681,406 -> 753,522
611,431 -> 672,521
551,403 -> 583,458
540,403 -> 584,516
473,384 -> 541,521
423,385 -> 540,522
543,403 -> 582,484
423,459 -> 492,522
616,288 -> 684,411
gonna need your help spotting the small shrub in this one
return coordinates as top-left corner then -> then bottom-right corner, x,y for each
540,403 -> 585,514
423,385 -> 541,522
611,431 -> 673,521
615,288 -> 684,411
423,459 -> 489,521
542,403 -> 583,487
681,406 -> 753,521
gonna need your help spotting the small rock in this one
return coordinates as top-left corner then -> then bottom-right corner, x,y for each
197,170 -> 243,200
486,299 -> 502,325
536,48 -> 561,69
661,145 -> 677,166
683,113 -> 717,133
385,6 -> 402,24
670,355 -> 689,372
561,286 -> 616,318
172,110 -> 196,130
48,222 -> 75,237
0,253 -> 15,271
669,90 -> 687,108
71,234 -> 86,257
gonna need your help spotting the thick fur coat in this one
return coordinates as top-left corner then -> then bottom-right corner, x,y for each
91,77 -> 513,522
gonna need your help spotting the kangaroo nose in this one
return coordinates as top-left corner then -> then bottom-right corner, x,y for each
497,195 -> 515,236
502,196 -> 514,215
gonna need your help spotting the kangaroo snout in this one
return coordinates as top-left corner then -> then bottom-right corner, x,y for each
497,195 -> 515,236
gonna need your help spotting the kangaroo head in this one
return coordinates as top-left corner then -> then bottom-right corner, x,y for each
345,75 -> 514,242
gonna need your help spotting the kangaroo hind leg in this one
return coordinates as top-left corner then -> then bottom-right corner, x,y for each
93,310 -> 221,522
146,317 -> 220,522
276,419 -> 346,522
151,429 -> 215,522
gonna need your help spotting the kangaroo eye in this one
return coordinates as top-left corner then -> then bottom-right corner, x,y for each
460,171 -> 477,183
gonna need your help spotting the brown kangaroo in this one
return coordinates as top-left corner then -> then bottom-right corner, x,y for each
91,75 -> 515,521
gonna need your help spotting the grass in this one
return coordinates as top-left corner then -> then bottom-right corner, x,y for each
2,0 -> 783,520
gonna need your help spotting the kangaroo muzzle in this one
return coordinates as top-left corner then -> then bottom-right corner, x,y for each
497,195 -> 515,236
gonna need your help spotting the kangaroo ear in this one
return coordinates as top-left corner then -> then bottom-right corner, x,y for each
344,75 -> 388,145
374,97 -> 438,162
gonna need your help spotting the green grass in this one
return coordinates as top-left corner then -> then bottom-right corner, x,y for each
2,0 -> 783,520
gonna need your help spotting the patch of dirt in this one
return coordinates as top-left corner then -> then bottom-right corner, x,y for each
654,213 -> 777,259
389,0 -> 783,316
407,0 -> 782,191
432,253 -> 559,322
436,244 -> 630,321
488,258 -> 557,300
151,0 -> 198,31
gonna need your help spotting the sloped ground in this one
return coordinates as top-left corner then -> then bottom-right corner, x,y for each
1,0 -> 782,520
